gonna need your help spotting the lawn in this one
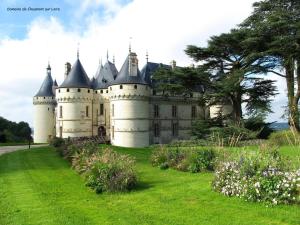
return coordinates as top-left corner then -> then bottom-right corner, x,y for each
0,146 -> 299,225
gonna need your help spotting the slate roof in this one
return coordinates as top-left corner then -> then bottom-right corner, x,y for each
112,55 -> 147,85
59,59 -> 91,88
140,62 -> 171,87
35,68 -> 54,97
94,60 -> 118,89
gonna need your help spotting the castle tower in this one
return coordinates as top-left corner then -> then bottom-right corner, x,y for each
109,52 -> 150,147
56,57 -> 93,138
93,58 -> 118,139
33,64 -> 56,143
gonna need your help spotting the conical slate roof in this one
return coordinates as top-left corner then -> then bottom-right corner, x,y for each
53,79 -> 58,86
94,60 -> 118,89
59,59 -> 91,88
35,69 -> 54,97
112,55 -> 147,85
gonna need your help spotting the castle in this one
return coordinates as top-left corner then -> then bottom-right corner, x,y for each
33,49 -> 232,147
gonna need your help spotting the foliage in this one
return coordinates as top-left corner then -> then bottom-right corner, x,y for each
268,130 -> 300,146
49,137 -> 65,148
0,116 -> 32,143
52,138 -> 138,193
213,149 -> 300,205
244,115 -> 274,139
84,149 -> 137,193
241,0 -> 300,131
151,146 -> 216,173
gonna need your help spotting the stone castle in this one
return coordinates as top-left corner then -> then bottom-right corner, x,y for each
33,49 -> 232,147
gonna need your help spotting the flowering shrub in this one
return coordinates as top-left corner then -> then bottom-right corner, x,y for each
151,146 -> 216,173
213,150 -> 300,205
52,138 -> 138,193
84,148 -> 137,193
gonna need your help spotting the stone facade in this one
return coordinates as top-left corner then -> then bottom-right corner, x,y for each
33,51 -> 232,147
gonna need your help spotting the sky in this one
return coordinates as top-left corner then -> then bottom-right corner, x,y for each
0,0 -> 287,126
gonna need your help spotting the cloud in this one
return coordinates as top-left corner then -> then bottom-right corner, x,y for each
1,0 -> 288,126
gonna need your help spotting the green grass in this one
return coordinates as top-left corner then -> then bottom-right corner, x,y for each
0,146 -> 299,225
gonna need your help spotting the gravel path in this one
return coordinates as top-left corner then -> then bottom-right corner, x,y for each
0,144 -> 48,156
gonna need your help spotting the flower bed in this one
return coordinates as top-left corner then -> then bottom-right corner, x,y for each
213,150 -> 300,205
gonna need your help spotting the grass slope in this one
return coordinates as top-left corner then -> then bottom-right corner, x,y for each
0,146 -> 299,225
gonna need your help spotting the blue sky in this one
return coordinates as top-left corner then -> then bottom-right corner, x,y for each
0,0 -> 287,126
0,0 -> 131,39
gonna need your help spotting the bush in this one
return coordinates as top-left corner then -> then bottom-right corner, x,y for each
84,148 -> 137,193
213,149 -> 300,205
49,137 -> 65,148
268,130 -> 300,146
151,146 -> 217,173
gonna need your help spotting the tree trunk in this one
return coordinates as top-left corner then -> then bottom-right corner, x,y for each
231,91 -> 243,126
285,59 -> 300,132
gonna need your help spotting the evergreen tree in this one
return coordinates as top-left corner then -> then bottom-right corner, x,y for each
241,0 -> 300,131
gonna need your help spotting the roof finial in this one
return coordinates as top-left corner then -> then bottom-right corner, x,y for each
146,50 -> 149,63
47,58 -> 51,71
77,42 -> 80,59
129,37 -> 132,53
113,54 -> 115,64
106,49 -> 109,61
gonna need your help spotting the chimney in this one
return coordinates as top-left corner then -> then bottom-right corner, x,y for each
129,52 -> 138,76
64,62 -> 71,79
171,60 -> 176,69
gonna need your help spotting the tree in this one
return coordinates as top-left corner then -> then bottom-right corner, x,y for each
241,0 -> 300,131
185,28 -> 277,123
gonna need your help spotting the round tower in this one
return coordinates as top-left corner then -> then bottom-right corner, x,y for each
33,64 -> 56,143
56,57 -> 93,138
109,52 -> 150,147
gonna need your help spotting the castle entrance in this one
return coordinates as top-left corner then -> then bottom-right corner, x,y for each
98,126 -> 106,137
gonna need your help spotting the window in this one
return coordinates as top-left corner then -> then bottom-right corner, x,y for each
191,106 -> 196,118
100,90 -> 103,94
95,91 -> 97,93
86,106 -> 89,117
44,97 -> 45,99
153,90 -> 156,95
88,89 -> 90,93
59,106 -> 62,118
154,123 -> 160,137
78,88 -> 81,92
112,126 -> 115,139
48,107 -> 49,111
154,105 -> 159,118
67,88 -> 69,92
106,90 -> 108,93
110,87 -> 112,91
172,105 -> 177,117
172,123 -> 178,137
100,104 -> 104,115
134,85 -> 137,89
112,104 -> 114,117
120,85 -> 123,89
58,89 -> 61,93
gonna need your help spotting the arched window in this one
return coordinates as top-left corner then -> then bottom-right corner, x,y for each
120,85 -> 123,89
134,85 -> 137,89
67,88 -> 69,92
100,90 -> 103,94
78,88 -> 81,92
88,89 -> 90,93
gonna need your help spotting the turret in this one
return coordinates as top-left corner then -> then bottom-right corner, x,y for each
93,58 -> 118,139
56,55 -> 93,138
109,51 -> 150,147
33,63 -> 56,143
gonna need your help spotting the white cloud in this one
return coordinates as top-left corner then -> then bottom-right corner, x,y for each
0,0 -> 287,126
